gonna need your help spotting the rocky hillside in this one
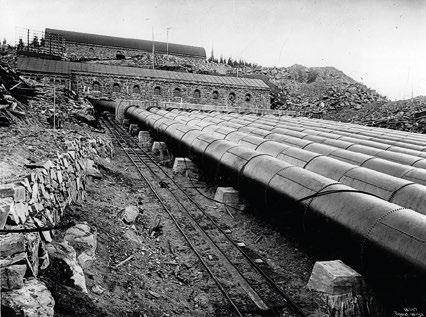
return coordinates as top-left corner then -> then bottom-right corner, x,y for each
240,64 -> 388,113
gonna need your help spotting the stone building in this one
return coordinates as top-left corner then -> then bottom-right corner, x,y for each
44,28 -> 206,62
17,57 -> 271,108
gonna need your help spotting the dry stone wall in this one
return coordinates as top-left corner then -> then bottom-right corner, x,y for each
0,136 -> 112,315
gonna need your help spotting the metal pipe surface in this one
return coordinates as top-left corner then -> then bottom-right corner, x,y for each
120,105 -> 426,279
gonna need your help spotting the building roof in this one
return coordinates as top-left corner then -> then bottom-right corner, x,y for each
17,57 -> 270,89
45,28 -> 206,59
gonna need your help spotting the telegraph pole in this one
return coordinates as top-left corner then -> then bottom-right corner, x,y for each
152,26 -> 155,69
166,27 -> 172,56
53,77 -> 56,130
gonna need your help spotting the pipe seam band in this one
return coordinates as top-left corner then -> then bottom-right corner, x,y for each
359,206 -> 407,269
388,182 -> 415,203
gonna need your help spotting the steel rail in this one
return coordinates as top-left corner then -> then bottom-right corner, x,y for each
109,118 -> 307,317
101,118 -> 245,317
104,117 -> 307,317
104,118 -> 284,315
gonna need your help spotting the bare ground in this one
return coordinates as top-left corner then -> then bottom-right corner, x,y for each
45,134 -> 325,317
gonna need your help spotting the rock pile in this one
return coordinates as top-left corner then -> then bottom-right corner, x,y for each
242,65 -> 387,116
356,97 -> 426,133
0,62 -> 38,126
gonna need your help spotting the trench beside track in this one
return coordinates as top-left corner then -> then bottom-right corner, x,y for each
101,116 -> 307,317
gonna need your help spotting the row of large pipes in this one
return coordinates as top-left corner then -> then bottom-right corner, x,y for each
201,111 -> 426,163
182,109 -> 426,179
148,108 -> 426,216
270,115 -> 426,147
155,108 -> 426,183
236,113 -> 426,155
112,104 -> 426,280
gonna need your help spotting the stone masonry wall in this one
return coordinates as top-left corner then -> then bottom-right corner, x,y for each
76,74 -> 270,108
0,136 -> 112,315
64,42 -> 205,63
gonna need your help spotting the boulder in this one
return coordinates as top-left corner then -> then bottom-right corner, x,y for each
1,264 -> 27,290
64,223 -> 97,268
121,205 -> 140,224
0,233 -> 32,276
1,278 -> 55,317
13,202 -> 29,224
91,284 -> 105,295
85,159 -> 102,179
0,184 -> 25,202
0,198 -> 13,227
24,232 -> 41,277
46,241 -> 88,293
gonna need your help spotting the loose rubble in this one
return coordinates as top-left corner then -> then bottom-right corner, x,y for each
2,278 -> 55,317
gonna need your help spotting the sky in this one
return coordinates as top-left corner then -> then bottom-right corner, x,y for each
1,0 -> 425,100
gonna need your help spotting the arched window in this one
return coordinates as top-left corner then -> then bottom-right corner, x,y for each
229,92 -> 236,103
132,85 -> 140,94
92,81 -> 101,91
154,86 -> 161,96
245,93 -> 252,102
173,88 -> 181,97
112,83 -> 121,93
193,89 -> 201,99
212,91 -> 219,99
116,51 -> 125,60
89,47 -> 95,55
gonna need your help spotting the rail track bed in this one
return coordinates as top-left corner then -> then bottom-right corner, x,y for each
101,116 -> 308,317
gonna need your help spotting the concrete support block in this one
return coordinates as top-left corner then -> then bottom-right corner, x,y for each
151,142 -> 169,161
307,260 -> 364,295
307,260 -> 383,316
128,124 -> 139,136
172,158 -> 197,174
138,131 -> 152,147
122,119 -> 130,127
214,187 -> 240,206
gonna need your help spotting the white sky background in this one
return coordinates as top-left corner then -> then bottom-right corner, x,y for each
1,0 -> 425,100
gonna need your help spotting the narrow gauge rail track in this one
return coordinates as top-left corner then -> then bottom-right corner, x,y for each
101,116 -> 307,317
